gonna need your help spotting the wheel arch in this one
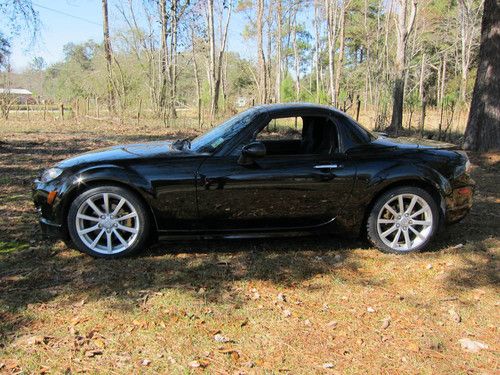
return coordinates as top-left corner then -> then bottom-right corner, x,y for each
361,178 -> 445,238
59,172 -> 158,237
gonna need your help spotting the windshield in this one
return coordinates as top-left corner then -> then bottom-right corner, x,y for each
190,109 -> 256,153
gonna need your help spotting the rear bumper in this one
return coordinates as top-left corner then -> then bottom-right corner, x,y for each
445,185 -> 474,224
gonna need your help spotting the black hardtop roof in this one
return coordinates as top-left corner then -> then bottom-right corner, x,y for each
251,102 -> 344,117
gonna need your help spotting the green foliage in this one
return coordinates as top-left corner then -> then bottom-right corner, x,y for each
280,75 -> 295,102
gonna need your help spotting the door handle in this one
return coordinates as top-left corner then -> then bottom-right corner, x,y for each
314,164 -> 342,169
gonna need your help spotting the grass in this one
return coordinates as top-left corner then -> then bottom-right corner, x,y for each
0,116 -> 498,374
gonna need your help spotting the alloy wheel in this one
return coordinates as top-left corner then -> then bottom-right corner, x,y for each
75,192 -> 140,254
376,193 -> 433,252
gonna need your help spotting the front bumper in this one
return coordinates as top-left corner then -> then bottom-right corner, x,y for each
39,216 -> 64,238
33,179 -> 67,239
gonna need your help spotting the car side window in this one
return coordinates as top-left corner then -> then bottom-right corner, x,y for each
231,115 -> 339,157
256,117 -> 303,141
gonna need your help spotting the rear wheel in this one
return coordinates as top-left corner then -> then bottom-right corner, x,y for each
67,186 -> 150,258
367,187 -> 439,254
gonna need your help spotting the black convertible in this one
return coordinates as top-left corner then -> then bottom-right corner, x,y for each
33,104 -> 474,258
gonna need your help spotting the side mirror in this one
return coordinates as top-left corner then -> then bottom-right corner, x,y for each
242,141 -> 266,158
238,141 -> 266,165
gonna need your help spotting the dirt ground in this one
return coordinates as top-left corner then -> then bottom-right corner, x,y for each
0,119 -> 498,374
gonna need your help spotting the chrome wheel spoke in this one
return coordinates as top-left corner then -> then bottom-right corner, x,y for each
78,224 -> 100,235
106,231 -> 112,252
405,196 -> 418,215
398,195 -> 404,214
103,193 -> 110,214
409,226 -> 425,241
116,212 -> 138,221
403,229 -> 412,249
77,213 -> 100,222
117,224 -> 138,234
381,224 -> 398,237
411,207 -> 426,218
113,229 -> 128,247
383,204 -> 398,217
112,198 -> 126,216
87,199 -> 103,216
90,229 -> 105,248
391,228 -> 402,247
379,219 -> 397,224
412,219 -> 432,226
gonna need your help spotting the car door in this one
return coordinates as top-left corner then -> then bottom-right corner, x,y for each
195,115 -> 356,231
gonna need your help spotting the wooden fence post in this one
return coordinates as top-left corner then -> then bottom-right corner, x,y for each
43,101 -> 47,121
26,103 -> 30,121
60,103 -> 64,121
355,95 -> 361,122
96,97 -> 100,118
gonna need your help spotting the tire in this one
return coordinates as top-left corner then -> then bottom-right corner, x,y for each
67,185 -> 150,258
367,186 -> 439,254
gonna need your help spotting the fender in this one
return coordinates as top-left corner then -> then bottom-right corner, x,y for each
339,161 -> 451,236
56,164 -> 158,228
368,162 -> 452,199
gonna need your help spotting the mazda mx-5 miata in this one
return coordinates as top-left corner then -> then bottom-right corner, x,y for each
33,104 -> 474,258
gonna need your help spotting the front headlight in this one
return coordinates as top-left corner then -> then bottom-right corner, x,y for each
41,167 -> 64,183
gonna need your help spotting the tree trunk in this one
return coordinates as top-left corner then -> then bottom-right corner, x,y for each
292,7 -> 300,101
463,0 -> 500,151
257,0 -> 267,104
191,27 -> 202,127
418,53 -> 425,102
440,53 -> 447,105
325,0 -> 338,106
266,0 -> 273,102
159,0 -> 169,119
389,0 -> 417,133
314,0 -> 321,103
335,3 -> 346,105
102,0 -> 115,114
207,0 -> 216,119
168,0 -> 178,119
275,0 -> 282,102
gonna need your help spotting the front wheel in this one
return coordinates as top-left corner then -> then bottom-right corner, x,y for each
367,187 -> 439,254
67,186 -> 150,258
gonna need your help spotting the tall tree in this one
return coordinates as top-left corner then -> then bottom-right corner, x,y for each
334,0 -> 350,105
313,0 -> 322,103
291,5 -> 300,100
463,0 -> 499,151
325,0 -> 339,106
389,0 -> 417,133
275,0 -> 283,102
207,0 -> 232,119
256,0 -> 267,103
457,0 -> 483,102
102,0 -> 116,114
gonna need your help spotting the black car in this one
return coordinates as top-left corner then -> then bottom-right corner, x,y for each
33,104 -> 474,258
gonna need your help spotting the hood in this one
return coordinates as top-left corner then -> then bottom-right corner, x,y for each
372,136 -> 458,150
57,141 -> 193,169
